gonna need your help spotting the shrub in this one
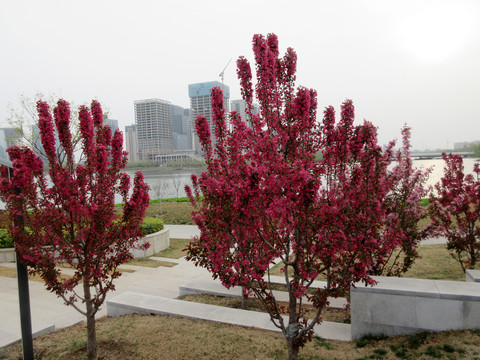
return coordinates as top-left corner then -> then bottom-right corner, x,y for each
0,228 -> 13,248
419,198 -> 430,207
0,218 -> 164,246
140,217 -> 164,235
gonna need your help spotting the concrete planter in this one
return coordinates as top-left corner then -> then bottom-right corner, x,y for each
351,276 -> 480,339
130,228 -> 170,259
0,228 -> 170,263
0,248 -> 15,263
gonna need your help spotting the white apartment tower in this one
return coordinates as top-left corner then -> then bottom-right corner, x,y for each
134,99 -> 173,161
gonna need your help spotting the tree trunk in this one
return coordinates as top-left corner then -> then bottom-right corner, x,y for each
286,338 -> 299,360
83,278 -> 97,359
285,285 -> 300,360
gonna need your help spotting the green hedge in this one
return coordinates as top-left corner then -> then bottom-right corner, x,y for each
0,228 -> 13,249
419,198 -> 430,207
0,217 -> 163,248
149,196 -> 193,203
140,217 -> 164,235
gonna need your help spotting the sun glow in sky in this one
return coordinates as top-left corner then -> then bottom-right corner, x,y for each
396,3 -> 479,64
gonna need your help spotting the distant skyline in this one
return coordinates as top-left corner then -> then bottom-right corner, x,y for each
1,0 -> 479,150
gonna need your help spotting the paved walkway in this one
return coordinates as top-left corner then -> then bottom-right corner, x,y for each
421,236 -> 448,245
0,225 -> 449,348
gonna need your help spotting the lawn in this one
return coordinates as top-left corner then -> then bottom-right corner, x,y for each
1,313 -> 480,359
0,265 -> 74,282
403,243 -> 474,281
154,238 -> 190,259
145,201 -> 194,225
269,243 -> 474,282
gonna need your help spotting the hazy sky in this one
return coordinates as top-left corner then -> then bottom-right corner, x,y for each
1,0 -> 479,150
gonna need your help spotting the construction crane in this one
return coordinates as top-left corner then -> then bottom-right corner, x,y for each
219,58 -> 232,91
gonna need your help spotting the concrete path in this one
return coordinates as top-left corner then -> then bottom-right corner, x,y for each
421,236 -> 448,245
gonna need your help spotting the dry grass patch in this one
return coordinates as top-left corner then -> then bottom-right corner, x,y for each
145,201 -> 194,225
126,258 -> 177,268
0,266 -> 73,282
179,293 -> 350,323
269,243 -> 473,281
403,243 -> 476,281
1,314 -> 480,359
154,238 -> 190,259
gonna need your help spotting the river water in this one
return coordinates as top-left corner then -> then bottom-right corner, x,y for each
412,158 -> 478,189
137,158 -> 480,200
125,169 -> 201,201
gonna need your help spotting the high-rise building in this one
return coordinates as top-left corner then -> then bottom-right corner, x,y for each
103,114 -> 119,134
125,124 -> 138,162
134,99 -> 173,161
171,105 -> 192,150
189,81 -> 230,154
230,99 -> 260,126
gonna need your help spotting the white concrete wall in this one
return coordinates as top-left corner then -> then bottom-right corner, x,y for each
0,248 -> 15,263
466,269 -> 480,283
130,228 -> 170,259
0,228 -> 170,263
351,276 -> 480,340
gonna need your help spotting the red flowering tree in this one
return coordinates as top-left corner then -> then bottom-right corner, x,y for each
370,126 -> 432,276
186,33 -> 404,360
0,99 -> 149,359
429,153 -> 480,272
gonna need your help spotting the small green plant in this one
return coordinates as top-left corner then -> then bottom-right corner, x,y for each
389,344 -> 412,359
442,344 -> 455,353
356,334 -> 388,348
406,331 -> 429,350
373,348 -> 387,356
314,336 -> 333,350
140,217 -> 164,235
419,198 -> 430,207
69,339 -> 87,352
0,228 -> 13,248
424,345 -> 443,358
